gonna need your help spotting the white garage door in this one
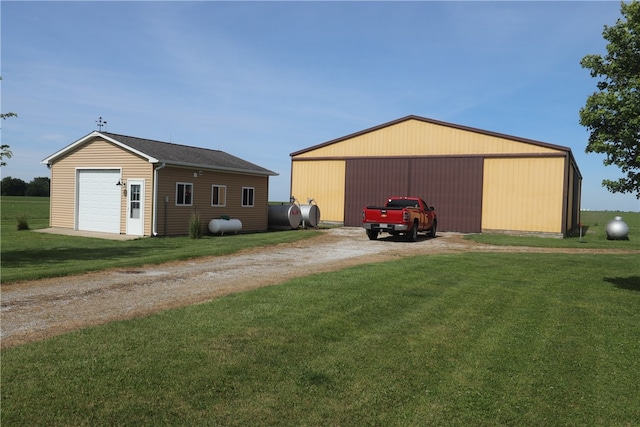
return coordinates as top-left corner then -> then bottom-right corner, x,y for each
77,169 -> 121,233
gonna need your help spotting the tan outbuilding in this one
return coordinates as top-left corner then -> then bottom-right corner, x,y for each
290,115 -> 582,237
42,131 -> 277,237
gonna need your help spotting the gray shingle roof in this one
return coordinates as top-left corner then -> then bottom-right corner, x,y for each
101,132 -> 277,176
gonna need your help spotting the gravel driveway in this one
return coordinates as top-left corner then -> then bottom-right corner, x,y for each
0,227 -> 628,348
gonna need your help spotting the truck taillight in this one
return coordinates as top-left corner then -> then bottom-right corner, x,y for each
362,210 -> 365,221
403,211 -> 410,222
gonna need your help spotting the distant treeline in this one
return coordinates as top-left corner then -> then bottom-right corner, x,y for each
1,176 -> 50,197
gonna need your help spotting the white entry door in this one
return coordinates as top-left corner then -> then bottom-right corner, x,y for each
126,180 -> 144,236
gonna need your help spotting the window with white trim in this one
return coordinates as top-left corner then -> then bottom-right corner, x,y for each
242,187 -> 254,207
176,182 -> 193,206
211,185 -> 226,207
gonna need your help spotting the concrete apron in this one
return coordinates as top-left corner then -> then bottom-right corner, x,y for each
33,228 -> 142,241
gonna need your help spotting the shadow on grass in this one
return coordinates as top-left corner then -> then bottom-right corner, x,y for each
1,245 -> 150,268
569,225 -> 590,238
605,276 -> 640,291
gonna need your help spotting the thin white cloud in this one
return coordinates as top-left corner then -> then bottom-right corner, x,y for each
1,1 -> 637,209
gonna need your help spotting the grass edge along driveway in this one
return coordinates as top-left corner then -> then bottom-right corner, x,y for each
2,251 -> 639,426
2,196 -> 638,283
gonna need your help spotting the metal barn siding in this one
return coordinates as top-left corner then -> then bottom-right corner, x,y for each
291,116 -> 582,236
408,157 -> 483,233
566,161 -> 582,235
293,117 -> 560,159
290,160 -> 346,222
572,164 -> 582,230
482,157 -> 565,234
344,158 -> 409,226
343,157 -> 483,232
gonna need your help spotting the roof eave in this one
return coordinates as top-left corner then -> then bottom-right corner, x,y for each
41,131 -> 158,164
156,160 -> 278,176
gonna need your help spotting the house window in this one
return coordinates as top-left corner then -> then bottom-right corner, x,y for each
242,187 -> 254,207
211,185 -> 226,207
176,182 -> 193,206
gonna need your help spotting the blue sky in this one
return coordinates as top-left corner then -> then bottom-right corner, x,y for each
2,1 -> 638,212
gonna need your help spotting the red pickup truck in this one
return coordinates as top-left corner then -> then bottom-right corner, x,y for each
362,196 -> 437,241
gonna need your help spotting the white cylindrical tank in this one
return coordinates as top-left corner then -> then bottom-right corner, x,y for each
268,204 -> 302,230
299,204 -> 321,228
208,218 -> 242,235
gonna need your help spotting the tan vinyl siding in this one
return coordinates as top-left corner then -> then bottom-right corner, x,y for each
482,157 -> 565,234
49,138 -> 154,235
49,165 -> 76,229
291,160 -> 346,223
155,167 -> 269,236
294,119 -> 558,159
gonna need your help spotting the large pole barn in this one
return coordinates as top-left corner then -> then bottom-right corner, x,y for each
290,115 -> 582,237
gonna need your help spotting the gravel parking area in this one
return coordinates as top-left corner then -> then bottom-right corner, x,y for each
0,227 -> 629,348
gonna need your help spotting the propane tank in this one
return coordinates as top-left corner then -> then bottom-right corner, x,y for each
208,218 -> 242,235
605,216 -> 629,240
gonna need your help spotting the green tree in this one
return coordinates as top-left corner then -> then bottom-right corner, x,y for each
1,176 -> 27,196
1,75 -> 18,167
0,144 -> 13,167
579,0 -> 640,198
25,177 -> 50,197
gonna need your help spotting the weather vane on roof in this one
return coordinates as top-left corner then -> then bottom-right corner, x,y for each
96,116 -> 107,131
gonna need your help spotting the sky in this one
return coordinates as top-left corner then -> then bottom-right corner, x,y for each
1,0 -> 638,212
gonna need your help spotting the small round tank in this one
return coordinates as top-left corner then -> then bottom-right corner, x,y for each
208,218 -> 242,235
268,204 -> 302,230
606,216 -> 629,240
299,204 -> 321,228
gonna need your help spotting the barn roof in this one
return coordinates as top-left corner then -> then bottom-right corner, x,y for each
42,131 -> 278,176
290,115 -> 574,157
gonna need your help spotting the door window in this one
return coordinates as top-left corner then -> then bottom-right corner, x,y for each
130,184 -> 141,219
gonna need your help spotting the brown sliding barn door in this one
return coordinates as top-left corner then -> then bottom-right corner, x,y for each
344,157 -> 483,233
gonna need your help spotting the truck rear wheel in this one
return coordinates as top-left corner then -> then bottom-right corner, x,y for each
366,229 -> 379,240
407,221 -> 418,242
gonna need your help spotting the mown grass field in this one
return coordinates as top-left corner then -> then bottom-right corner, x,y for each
2,196 -> 639,425
2,196 -> 638,283
467,210 -> 640,250
1,196 -> 321,283
2,252 -> 639,426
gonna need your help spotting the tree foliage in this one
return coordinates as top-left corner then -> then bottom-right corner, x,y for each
0,144 -> 13,167
25,177 -> 51,197
1,75 -> 17,167
1,176 -> 50,197
1,177 -> 28,196
579,0 -> 640,198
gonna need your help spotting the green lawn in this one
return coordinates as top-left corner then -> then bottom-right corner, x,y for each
2,197 -> 638,284
2,197 -> 639,424
466,210 -> 640,250
2,252 -> 639,426
1,195 -> 50,223
1,196 -> 321,283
